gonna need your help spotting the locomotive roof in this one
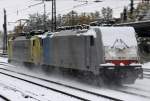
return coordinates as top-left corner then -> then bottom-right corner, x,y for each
10,27 -> 137,48
10,36 -> 29,41
52,29 -> 96,38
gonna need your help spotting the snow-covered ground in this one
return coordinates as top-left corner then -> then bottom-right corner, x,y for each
142,62 -> 150,69
0,73 -> 82,101
0,57 -> 150,101
0,57 -> 8,63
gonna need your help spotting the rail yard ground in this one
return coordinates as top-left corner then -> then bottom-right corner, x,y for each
0,57 -> 149,101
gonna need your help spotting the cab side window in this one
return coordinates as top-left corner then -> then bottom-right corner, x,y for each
33,40 -> 35,46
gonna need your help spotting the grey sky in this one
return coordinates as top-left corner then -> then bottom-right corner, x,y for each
0,0 -> 140,30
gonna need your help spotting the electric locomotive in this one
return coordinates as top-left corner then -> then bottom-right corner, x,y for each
8,27 -> 143,84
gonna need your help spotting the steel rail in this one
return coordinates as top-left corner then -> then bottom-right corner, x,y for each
0,94 -> 10,101
0,63 -> 123,101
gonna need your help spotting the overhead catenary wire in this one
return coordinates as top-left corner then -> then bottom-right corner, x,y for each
7,2 -> 45,16
46,1 -> 101,15
7,0 -> 99,18
6,0 -> 143,27
6,0 -> 139,16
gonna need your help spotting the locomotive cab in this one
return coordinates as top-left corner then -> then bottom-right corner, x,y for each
98,27 -> 143,84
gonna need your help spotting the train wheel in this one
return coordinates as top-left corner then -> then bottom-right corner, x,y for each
42,65 -> 55,75
23,62 -> 34,69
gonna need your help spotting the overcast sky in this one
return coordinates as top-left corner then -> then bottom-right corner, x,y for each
0,0 -> 141,31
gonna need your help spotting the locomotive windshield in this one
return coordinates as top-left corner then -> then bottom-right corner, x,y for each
99,27 -> 139,63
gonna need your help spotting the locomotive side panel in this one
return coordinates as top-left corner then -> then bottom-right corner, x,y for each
42,37 -> 52,65
31,37 -> 42,64
13,39 -> 32,63
90,28 -> 105,70
41,29 -> 106,73
43,35 -> 91,70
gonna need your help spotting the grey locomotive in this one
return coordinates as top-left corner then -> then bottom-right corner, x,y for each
41,27 -> 143,84
8,26 -> 143,84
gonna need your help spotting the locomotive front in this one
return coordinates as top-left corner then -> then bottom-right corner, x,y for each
99,27 -> 143,84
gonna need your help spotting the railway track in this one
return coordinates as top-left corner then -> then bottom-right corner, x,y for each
123,85 -> 150,93
111,87 -> 150,99
0,94 -> 10,101
143,68 -> 150,79
143,74 -> 150,79
0,63 -> 123,101
0,82 -> 50,101
143,68 -> 150,72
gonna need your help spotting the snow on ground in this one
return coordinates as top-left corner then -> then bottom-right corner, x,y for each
0,69 -> 110,101
0,73 -> 81,101
0,57 -> 150,101
0,57 -> 8,63
0,98 -> 6,101
125,78 -> 150,94
142,62 -> 150,69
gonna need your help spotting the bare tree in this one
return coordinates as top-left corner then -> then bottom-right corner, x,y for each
101,7 -> 113,21
23,13 -> 51,32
